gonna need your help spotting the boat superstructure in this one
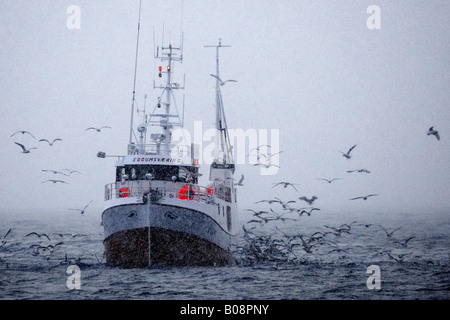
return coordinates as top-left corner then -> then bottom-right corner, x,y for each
99,14 -> 239,267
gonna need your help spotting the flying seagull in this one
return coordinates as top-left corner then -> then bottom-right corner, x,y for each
61,169 -> 82,175
41,179 -> 69,184
235,174 -> 245,186
10,130 -> 36,139
85,126 -> 111,132
25,232 -> 51,241
253,162 -> 280,169
298,196 -> 318,205
273,181 -> 300,192
39,138 -> 62,146
210,74 -> 237,86
318,178 -> 341,184
14,142 -> 37,153
42,169 -> 69,176
347,169 -> 371,174
377,225 -> 400,238
339,144 -> 357,159
244,209 -> 269,216
349,194 -> 379,201
427,126 -> 440,141
68,200 -> 93,215
297,207 -> 321,217
394,236 -> 415,248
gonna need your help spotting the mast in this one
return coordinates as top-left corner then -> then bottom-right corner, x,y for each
128,0 -> 142,150
204,39 -> 235,167
151,42 -> 185,156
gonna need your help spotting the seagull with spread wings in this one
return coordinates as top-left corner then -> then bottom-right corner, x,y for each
68,200 -> 93,215
349,194 -> 379,201
210,74 -> 237,86
25,232 -> 51,241
298,196 -> 318,205
39,138 -> 62,146
273,181 -> 300,192
41,179 -> 69,184
317,178 -> 341,184
339,144 -> 357,159
10,130 -> 36,139
85,126 -> 111,132
14,142 -> 37,153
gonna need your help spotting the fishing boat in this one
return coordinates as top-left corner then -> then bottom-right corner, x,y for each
99,15 -> 239,267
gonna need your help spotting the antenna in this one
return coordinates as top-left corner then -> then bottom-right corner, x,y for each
180,0 -> 184,50
129,0 -> 142,147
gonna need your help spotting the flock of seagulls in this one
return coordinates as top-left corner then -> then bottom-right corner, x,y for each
0,227 -> 100,265
237,217 -> 417,265
238,138 -> 432,265
11,126 -> 111,154
8,128 -> 103,217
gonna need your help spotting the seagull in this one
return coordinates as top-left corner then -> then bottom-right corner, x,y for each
25,232 -> 50,241
244,209 -> 269,216
253,162 -> 280,169
29,242 -> 64,254
14,142 -> 37,153
3,228 -> 12,239
339,144 -> 357,159
235,174 -> 245,186
273,197 -> 296,210
42,169 -> 69,176
354,222 -> 374,228
377,225 -> 400,238
297,207 -> 321,217
427,126 -> 440,141
317,178 -> 341,184
324,224 -> 352,237
85,126 -> 111,132
68,200 -> 93,215
349,194 -> 379,201
394,236 -> 415,248
347,169 -> 371,174
10,130 -> 36,139
38,138 -> 62,146
61,169 -> 82,175
298,196 -> 318,205
41,179 -> 69,184
210,74 -> 237,86
268,208 -> 297,222
273,181 -> 300,192
249,145 -> 272,153
385,252 -> 412,263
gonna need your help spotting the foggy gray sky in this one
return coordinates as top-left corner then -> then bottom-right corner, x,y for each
1,1 -> 450,220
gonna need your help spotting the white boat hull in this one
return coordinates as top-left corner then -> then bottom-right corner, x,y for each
102,201 -> 236,267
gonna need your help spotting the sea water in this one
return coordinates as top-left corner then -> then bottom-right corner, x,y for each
0,208 -> 449,301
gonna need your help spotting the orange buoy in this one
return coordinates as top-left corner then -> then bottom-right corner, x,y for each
178,184 -> 196,200
207,185 -> 215,195
119,187 -> 130,198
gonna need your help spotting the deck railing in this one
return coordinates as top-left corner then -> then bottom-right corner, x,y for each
104,181 -> 218,204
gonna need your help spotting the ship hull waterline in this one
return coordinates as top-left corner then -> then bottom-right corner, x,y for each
102,202 -> 236,268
